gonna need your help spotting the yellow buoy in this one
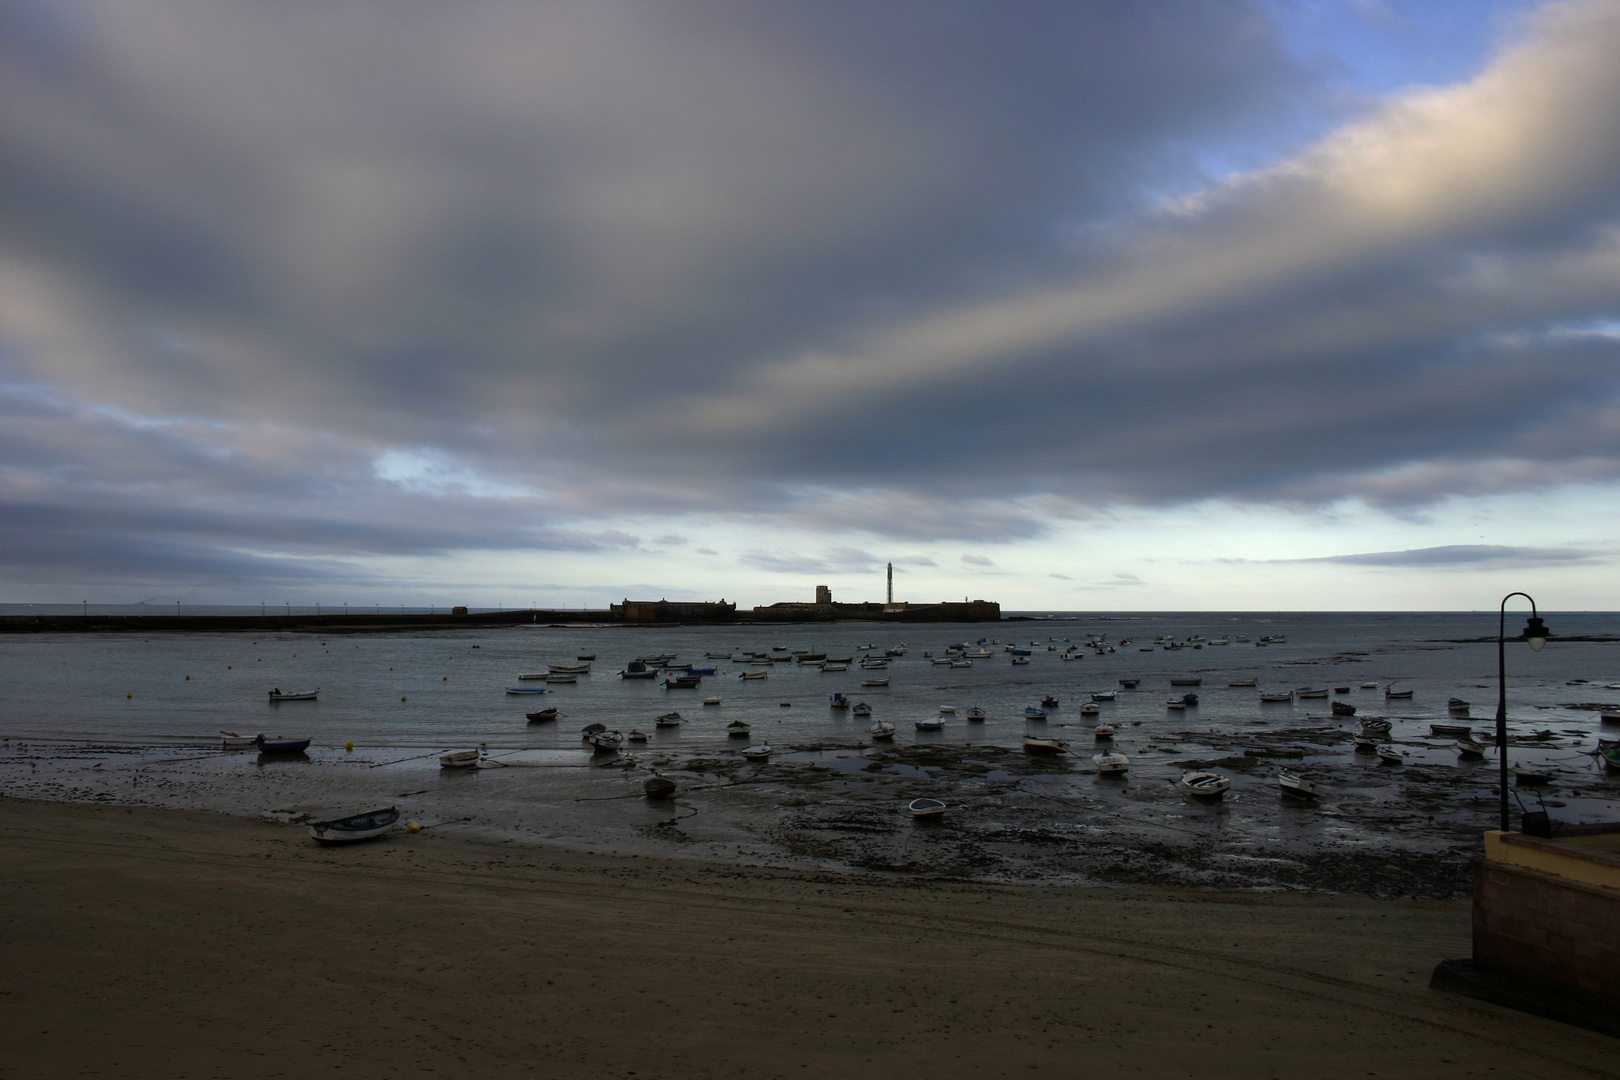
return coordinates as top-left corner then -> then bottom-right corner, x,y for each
407,821 -> 422,834
227,665 -> 231,669
442,675 -> 448,681
125,692 -> 132,699
185,675 -> 190,680
401,695 -> 408,701
344,740 -> 354,752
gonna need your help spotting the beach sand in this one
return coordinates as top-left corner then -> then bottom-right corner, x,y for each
1,797 -> 1613,1079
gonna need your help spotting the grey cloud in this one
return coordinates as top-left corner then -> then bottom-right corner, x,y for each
1288,544 -> 1602,568
694,547 -> 718,556
653,534 -> 688,546
738,547 -> 879,575
961,554 -> 994,566
892,555 -> 937,567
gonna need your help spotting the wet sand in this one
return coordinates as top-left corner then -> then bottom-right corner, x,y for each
2,798 -> 1615,1079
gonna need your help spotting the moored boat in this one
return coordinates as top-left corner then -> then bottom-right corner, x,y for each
908,798 -> 946,819
740,670 -> 768,679
525,707 -> 559,723
1118,679 -> 1140,688
861,677 -> 890,687
869,720 -> 896,740
726,720 -> 752,737
1376,745 -> 1404,764
549,663 -> 591,674
655,711 -> 683,727
915,717 -> 945,731
439,749 -> 481,769
1277,769 -> 1320,799
544,674 -> 577,684
1259,691 -> 1294,703
587,730 -> 624,752
1179,772 -> 1230,799
1169,677 -> 1202,687
852,702 -> 872,717
1430,723 -> 1471,737
1456,737 -> 1487,757
643,776 -> 677,799
1448,698 -> 1471,712
741,744 -> 772,760
267,688 -> 318,701
829,693 -> 851,710
1080,702 -> 1100,716
1024,706 -> 1047,720
1092,752 -> 1129,774
1330,700 -> 1356,716
1358,718 -> 1392,734
254,735 -> 311,754
1385,687 -> 1414,699
627,729 -> 649,742
1295,687 -> 1328,699
1093,724 -> 1115,740
1022,735 -> 1068,756
664,675 -> 702,689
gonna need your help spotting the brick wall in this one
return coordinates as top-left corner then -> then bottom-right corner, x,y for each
1473,858 -> 1620,1009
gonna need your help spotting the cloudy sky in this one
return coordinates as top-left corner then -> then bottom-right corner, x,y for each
3,0 -> 1618,610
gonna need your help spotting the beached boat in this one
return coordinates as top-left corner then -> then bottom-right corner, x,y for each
852,702 -> 872,717
1602,711 -> 1620,725
1514,767 -> 1554,786
439,749 -> 481,769
549,663 -> 591,674
655,711 -> 683,727
1259,691 -> 1294,703
1023,707 -> 1047,720
1448,698 -> 1471,712
267,688 -> 318,701
870,721 -> 896,740
1385,687 -> 1414,699
309,806 -> 399,845
254,735 -> 311,754
915,717 -> 945,731
1358,718 -> 1392,734
1353,735 -> 1381,752
587,730 -> 624,752
1430,723 -> 1472,737
1376,745 -> 1404,764
861,677 -> 890,687
1277,769 -> 1320,799
909,798 -> 946,819
1295,687 -> 1328,699
1179,772 -> 1230,799
627,730 -> 649,742
726,720 -> 752,737
741,744 -> 772,760
220,731 -> 257,749
1023,735 -> 1068,756
643,776 -> 677,799
507,685 -> 550,694
1169,677 -> 1202,687
1456,737 -> 1487,757
1092,752 -> 1129,774
1598,744 -> 1620,770
525,707 -> 559,723
1330,700 -> 1357,716
581,723 -> 606,738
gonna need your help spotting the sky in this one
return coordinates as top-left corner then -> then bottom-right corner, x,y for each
2,0 -> 1619,611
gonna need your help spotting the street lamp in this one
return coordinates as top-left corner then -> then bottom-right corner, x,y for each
1495,592 -> 1550,832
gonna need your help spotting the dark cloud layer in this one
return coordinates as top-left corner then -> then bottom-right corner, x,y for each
2,0 -> 1619,594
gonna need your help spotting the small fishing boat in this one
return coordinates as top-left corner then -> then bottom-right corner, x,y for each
254,736 -> 311,754
741,744 -> 772,760
821,663 -> 850,672
581,723 -> 607,738
1023,735 -> 1068,756
861,677 -> 891,687
587,730 -> 624,752
439,749 -> 481,769
1295,687 -> 1328,699
1090,691 -> 1116,702
507,685 -> 550,694
1597,743 -> 1620,770
1334,686 -> 1351,694
705,651 -> 731,659
726,720 -> 752,737
1040,694 -> 1061,708
703,696 -> 722,705
1277,769 -> 1320,799
1080,702 -> 1100,716
739,670 -> 768,679
1118,679 -> 1140,688
965,706 -> 987,721
655,711 -> 683,727
1179,772 -> 1230,799
627,730 -> 649,742
1330,700 -> 1357,716
1430,723 -> 1472,737
1353,735 -> 1381,752
1601,711 -> 1620,725
516,672 -> 548,680
1010,656 -> 1030,666
1169,677 -> 1202,687
1358,718 -> 1392,734
1259,691 -> 1294,703
1456,737 -> 1487,757
1385,687 -> 1414,699
267,689 -> 318,701
1361,682 -> 1380,689
220,731 -> 257,749
1166,699 -> 1187,710
908,798 -> 946,819
938,705 -> 957,714
643,776 -> 677,799
620,667 -> 659,679
1024,707 -> 1047,720
829,693 -> 851,710
860,659 -> 890,669
1514,767 -> 1554,786
1091,724 -> 1114,741
915,717 -> 945,731
686,667 -> 718,676
549,663 -> 591,674
869,720 -> 896,740
950,660 -> 973,668
1447,698 -> 1471,713
545,674 -> 577,684
525,707 -> 559,723
309,806 -> 399,845
1092,752 -> 1129,774
664,675 -> 702,689
852,702 -> 872,717
576,653 -> 596,661
1376,745 -> 1404,764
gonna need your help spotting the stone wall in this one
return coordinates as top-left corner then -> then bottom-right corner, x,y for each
1472,858 -> 1620,1011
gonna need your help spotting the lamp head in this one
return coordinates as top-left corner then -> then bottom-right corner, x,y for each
1523,614 -> 1550,652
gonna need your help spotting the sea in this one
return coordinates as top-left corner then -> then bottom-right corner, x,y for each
1,611 -> 1615,896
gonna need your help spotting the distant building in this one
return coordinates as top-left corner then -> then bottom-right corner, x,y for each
611,598 -> 737,622
815,584 -> 832,604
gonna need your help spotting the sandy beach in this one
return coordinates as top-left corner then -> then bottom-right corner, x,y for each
1,797 -> 1614,1079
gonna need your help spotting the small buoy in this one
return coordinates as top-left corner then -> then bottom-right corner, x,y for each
407,821 -> 422,834
344,740 -> 354,752
401,695 -> 408,701
185,675 -> 190,680
389,666 -> 394,671
442,675 -> 448,681
227,665 -> 231,669
125,692 -> 132,699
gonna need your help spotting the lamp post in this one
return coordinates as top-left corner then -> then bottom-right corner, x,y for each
1495,592 -> 1550,832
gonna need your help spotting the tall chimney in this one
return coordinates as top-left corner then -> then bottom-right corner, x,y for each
887,562 -> 893,605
